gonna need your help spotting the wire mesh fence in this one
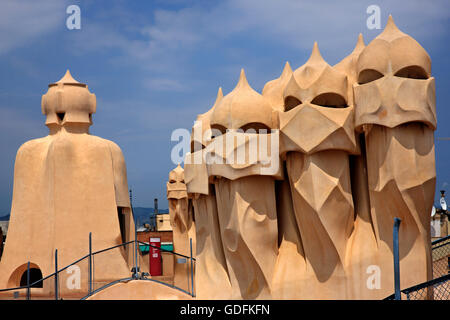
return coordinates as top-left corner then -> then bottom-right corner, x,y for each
402,274 -> 450,300
399,236 -> 450,300
432,236 -> 450,279
384,235 -> 450,300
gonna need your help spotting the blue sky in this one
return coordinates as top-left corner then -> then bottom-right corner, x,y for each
0,0 -> 449,213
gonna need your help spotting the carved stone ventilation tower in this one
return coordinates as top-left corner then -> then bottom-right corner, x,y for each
180,16 -> 437,300
0,71 -> 136,298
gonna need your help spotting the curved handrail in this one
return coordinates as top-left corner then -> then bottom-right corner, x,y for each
80,276 -> 193,300
80,277 -> 133,300
0,238 -> 196,299
432,235 -> 450,246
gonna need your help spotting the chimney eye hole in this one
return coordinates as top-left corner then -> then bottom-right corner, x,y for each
358,69 -> 384,85
190,141 -> 205,153
311,93 -> 348,108
394,66 -> 428,80
239,122 -> 271,133
284,96 -> 301,112
57,112 -> 65,122
210,124 -> 227,138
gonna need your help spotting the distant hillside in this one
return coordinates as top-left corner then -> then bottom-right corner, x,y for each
0,214 -> 9,221
132,207 -> 169,227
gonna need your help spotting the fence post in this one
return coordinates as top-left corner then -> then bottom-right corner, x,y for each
393,217 -> 402,300
130,188 -> 139,279
26,261 -> 30,300
89,232 -> 92,295
135,238 -> 138,278
54,249 -> 58,300
190,238 -> 194,297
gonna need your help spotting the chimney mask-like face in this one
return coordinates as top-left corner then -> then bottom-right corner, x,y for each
279,44 -> 357,155
167,165 -> 188,199
210,69 -> 275,134
354,18 -> 436,130
190,87 -> 224,153
200,69 -> 282,180
262,62 -> 293,112
41,71 -> 96,127
190,115 -> 210,153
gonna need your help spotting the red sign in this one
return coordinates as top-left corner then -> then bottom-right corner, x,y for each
149,237 -> 162,276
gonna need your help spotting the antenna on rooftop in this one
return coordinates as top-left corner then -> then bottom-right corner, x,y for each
440,190 -> 447,211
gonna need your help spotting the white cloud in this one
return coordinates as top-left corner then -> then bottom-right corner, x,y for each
0,0 -> 68,54
65,0 -> 450,93
143,78 -> 189,92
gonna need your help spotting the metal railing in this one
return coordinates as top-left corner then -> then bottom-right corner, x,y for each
0,233 -> 196,300
402,274 -> 450,300
136,239 -> 196,297
385,233 -> 450,300
432,235 -> 450,279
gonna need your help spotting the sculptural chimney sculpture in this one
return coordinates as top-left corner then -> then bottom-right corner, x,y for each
167,164 -> 195,293
174,15 -> 438,300
353,16 -> 436,294
0,71 -> 136,298
185,88 -> 232,299
205,70 -> 282,299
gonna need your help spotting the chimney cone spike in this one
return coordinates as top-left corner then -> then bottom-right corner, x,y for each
285,73 -> 301,91
383,15 -> 401,34
56,69 -> 80,84
377,15 -> 406,40
386,15 -> 397,30
174,163 -> 184,174
306,42 -> 326,64
347,33 -> 366,56
237,68 -> 250,88
355,33 -> 365,50
281,61 -> 293,77
216,87 -> 223,102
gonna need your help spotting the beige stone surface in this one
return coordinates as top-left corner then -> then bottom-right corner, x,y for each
0,15 -> 435,301
156,214 -> 172,231
349,16 -> 435,298
213,176 -> 278,299
167,165 -> 195,294
187,70 -> 281,299
0,71 -> 136,298
211,69 -> 276,131
185,90 -> 232,299
273,43 -> 357,298
354,17 -> 436,130
271,178 -> 306,299
192,189 -> 231,299
262,62 -> 293,112
191,87 -> 223,153
86,280 -> 192,300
